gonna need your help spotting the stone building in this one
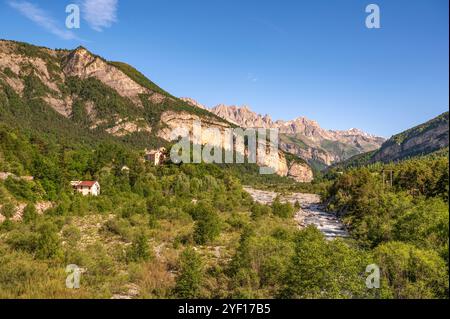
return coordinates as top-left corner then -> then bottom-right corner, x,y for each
144,148 -> 167,166
71,181 -> 101,196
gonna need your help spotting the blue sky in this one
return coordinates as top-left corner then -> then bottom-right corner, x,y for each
1,0 -> 448,137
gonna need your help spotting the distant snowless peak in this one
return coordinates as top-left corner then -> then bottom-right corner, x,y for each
180,97 -> 383,139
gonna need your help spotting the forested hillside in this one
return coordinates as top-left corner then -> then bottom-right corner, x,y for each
0,124 -> 373,298
1,120 -> 448,298
324,152 -> 449,298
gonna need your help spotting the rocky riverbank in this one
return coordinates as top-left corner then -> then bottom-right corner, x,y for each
243,187 -> 348,239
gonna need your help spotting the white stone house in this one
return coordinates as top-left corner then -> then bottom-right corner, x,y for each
71,181 -> 101,196
144,148 -> 167,166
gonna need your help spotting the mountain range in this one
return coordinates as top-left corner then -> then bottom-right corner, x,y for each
0,40 -> 312,182
1,39 -> 447,181
181,100 -> 386,169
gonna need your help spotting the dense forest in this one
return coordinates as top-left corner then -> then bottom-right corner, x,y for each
324,153 -> 449,298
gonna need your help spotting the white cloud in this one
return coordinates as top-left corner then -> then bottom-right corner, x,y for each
8,1 -> 77,40
82,0 -> 118,31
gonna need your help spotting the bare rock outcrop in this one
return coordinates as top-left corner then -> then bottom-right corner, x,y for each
63,47 -> 148,104
158,110 -> 231,143
211,104 -> 273,128
288,162 -> 314,183
0,41 -> 71,115
280,141 -> 336,166
106,118 -> 152,137
158,111 -> 290,176
0,201 -> 53,223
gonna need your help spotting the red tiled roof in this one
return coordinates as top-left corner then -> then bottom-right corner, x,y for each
77,181 -> 97,187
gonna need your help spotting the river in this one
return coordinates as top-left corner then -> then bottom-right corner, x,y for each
243,187 -> 348,240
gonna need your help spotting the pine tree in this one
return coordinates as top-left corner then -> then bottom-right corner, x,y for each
127,232 -> 151,262
174,247 -> 204,298
22,203 -> 37,223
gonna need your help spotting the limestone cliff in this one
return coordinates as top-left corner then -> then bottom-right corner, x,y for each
288,161 -> 314,183
209,104 -> 385,167
158,110 -> 292,177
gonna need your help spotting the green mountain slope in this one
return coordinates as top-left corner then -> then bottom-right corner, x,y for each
371,111 -> 449,163
0,39 -> 314,181
0,40 -> 229,150
331,112 -> 449,170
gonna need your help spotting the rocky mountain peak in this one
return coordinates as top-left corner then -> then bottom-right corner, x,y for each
62,47 -> 148,103
211,104 -> 274,128
207,103 -> 385,166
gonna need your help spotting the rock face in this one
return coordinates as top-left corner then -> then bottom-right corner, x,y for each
0,41 -> 73,116
0,41 -> 165,125
158,110 -> 230,143
0,41 -> 186,138
63,47 -> 148,104
370,112 -> 449,163
288,162 -> 314,183
209,104 -> 385,166
158,110 -> 294,177
211,104 -> 274,128
106,118 -> 152,137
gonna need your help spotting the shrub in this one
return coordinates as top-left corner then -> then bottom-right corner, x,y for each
69,196 -> 89,216
120,201 -> 146,219
193,211 -> 221,245
102,218 -> 133,241
0,185 -> 8,202
281,226 -> 369,299
22,204 -> 38,223
271,198 -> 294,218
127,232 -> 152,262
6,229 -> 38,253
35,223 -> 62,259
0,220 -> 14,231
1,202 -> 16,219
148,213 -> 158,229
250,203 -> 272,219
174,247 -> 204,298
373,241 -> 449,299
4,178 -> 37,202
62,225 -> 82,244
